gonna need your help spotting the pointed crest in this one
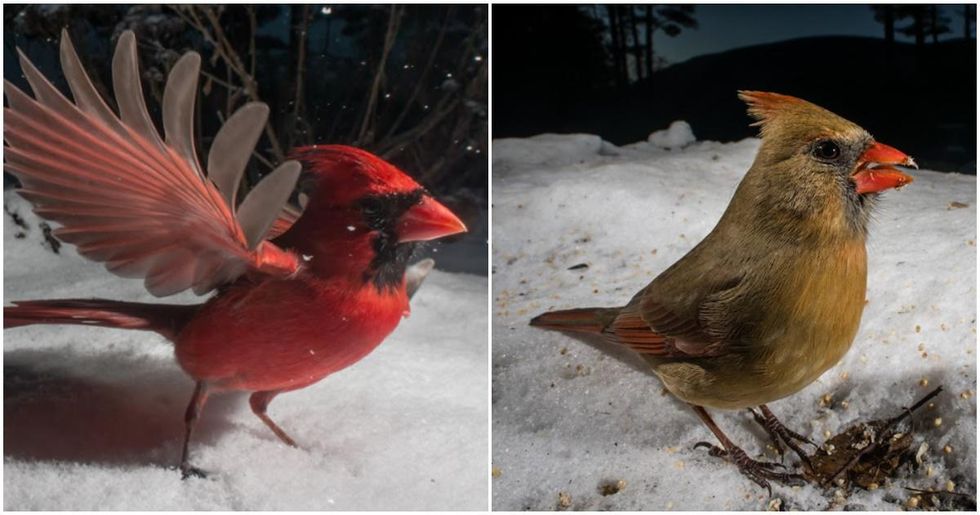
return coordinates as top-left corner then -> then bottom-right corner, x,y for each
738,91 -> 810,126
737,90 -> 862,138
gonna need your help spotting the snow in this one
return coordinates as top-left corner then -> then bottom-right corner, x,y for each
3,192 -> 488,510
493,134 -> 618,170
647,120 -> 696,149
492,132 -> 976,510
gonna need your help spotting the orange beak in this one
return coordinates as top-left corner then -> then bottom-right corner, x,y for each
852,142 -> 917,194
397,195 -> 467,243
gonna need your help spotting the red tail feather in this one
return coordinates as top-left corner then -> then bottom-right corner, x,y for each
4,299 -> 198,340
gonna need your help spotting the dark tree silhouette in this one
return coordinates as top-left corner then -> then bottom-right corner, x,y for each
926,5 -> 952,43
594,5 -> 697,88
871,5 -> 896,44
897,5 -> 928,47
961,4 -> 975,39
605,5 -> 627,88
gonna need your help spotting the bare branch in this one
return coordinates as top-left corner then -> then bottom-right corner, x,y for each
384,6 -> 454,140
357,5 -> 403,144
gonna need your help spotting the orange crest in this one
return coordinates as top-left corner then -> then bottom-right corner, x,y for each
737,91 -> 811,127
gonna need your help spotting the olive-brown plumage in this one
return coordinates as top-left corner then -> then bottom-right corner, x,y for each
531,91 -> 916,491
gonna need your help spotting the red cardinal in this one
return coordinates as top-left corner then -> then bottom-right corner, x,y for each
4,30 -> 466,477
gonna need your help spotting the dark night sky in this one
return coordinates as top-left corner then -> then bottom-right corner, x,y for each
653,4 -> 972,65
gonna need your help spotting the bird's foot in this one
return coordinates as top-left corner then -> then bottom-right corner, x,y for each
750,405 -> 818,470
179,465 -> 208,480
694,441 -> 806,495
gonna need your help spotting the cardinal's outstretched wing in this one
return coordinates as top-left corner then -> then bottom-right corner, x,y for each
4,30 -> 302,297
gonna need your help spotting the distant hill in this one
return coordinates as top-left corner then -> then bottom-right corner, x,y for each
495,36 -> 976,172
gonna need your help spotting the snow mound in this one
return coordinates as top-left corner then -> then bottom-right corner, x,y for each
647,120 -> 696,149
492,133 -> 617,171
492,135 -> 976,510
3,192 -> 488,510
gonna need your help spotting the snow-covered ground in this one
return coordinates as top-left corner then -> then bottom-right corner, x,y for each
3,192 -> 488,510
492,131 -> 976,510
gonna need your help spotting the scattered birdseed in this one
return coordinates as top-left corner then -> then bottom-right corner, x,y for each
820,393 -> 834,407
960,390 -> 973,399
767,498 -> 782,511
943,445 -> 953,454
946,480 -> 956,492
491,466 -> 502,478
933,417 -> 942,427
557,491 -> 572,510
867,482 -> 879,490
598,479 -> 627,496
915,324 -> 922,333
919,378 -> 929,387
906,496 -> 920,509
915,442 -> 928,464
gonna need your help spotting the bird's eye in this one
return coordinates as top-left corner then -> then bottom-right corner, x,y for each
361,198 -> 382,216
813,140 -> 841,161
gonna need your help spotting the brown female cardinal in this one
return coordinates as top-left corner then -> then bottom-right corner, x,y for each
530,91 -> 915,492
4,30 -> 466,477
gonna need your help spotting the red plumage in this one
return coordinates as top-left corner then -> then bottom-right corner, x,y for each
4,30 -> 466,477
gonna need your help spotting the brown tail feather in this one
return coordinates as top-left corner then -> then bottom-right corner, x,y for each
4,299 -> 199,340
529,307 -> 620,334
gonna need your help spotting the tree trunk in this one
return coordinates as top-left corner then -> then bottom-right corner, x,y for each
914,9 -> 925,47
627,6 -> 642,81
883,6 -> 894,44
606,5 -> 626,89
644,5 -> 655,79
965,5 -> 972,39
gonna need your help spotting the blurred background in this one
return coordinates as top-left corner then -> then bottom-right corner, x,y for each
4,4 -> 487,274
495,4 -> 976,173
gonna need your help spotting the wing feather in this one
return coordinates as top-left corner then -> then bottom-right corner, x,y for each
209,102 -> 269,207
111,31 -> 167,155
237,161 -> 302,248
161,52 -> 205,179
4,30 -> 301,297
59,30 -> 127,135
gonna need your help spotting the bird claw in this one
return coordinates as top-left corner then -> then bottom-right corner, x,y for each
693,441 -> 727,458
696,442 -> 804,495
751,406 -> 816,470
180,465 -> 208,480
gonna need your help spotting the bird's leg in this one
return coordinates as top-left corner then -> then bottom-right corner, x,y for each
179,381 -> 210,479
249,390 -> 298,447
690,405 -> 805,495
750,404 -> 817,469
